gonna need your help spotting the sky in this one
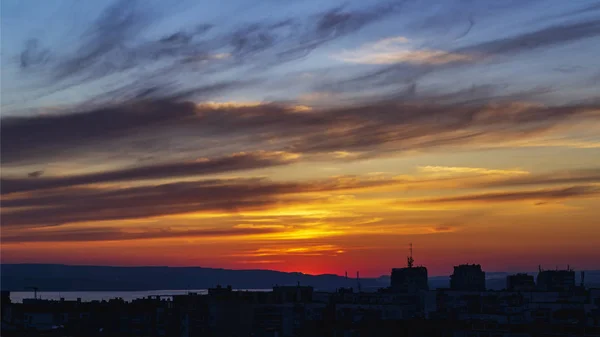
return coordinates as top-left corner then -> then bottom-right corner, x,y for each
1,0 -> 599,277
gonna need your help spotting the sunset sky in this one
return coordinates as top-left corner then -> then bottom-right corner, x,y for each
1,0 -> 599,277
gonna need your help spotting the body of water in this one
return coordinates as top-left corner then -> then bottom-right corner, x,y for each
9,289 -> 270,303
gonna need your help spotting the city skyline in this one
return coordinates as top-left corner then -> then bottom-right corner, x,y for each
2,262 -> 598,336
1,0 -> 600,276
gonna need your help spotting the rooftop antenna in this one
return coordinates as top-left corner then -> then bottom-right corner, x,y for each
407,243 -> 414,268
356,271 -> 361,293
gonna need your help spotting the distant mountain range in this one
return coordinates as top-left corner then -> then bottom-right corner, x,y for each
0,264 -> 379,292
2,264 -> 599,292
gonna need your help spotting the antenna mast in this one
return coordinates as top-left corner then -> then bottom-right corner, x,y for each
407,243 -> 414,268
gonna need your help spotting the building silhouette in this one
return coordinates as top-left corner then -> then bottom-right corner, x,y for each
507,273 -> 536,291
537,266 -> 576,292
450,264 -> 486,291
390,243 -> 429,293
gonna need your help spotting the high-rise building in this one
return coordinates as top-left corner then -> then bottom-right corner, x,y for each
536,266 -> 576,292
390,244 -> 429,293
450,264 -> 486,291
391,267 -> 429,293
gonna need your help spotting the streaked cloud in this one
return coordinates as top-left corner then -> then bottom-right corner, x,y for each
333,36 -> 473,65
1,151 -> 300,195
418,166 -> 529,176
234,245 -> 345,257
237,260 -> 285,264
0,175 -> 404,227
199,101 -> 265,109
412,185 -> 600,204
474,169 -> 600,188
502,138 -> 600,149
321,16 -> 600,96
459,19 -> 600,57
9,1 -> 402,108
3,99 -> 597,166
0,226 -> 278,243
331,151 -> 361,159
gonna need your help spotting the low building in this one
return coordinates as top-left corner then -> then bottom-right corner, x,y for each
507,273 -> 536,291
450,264 -> 486,291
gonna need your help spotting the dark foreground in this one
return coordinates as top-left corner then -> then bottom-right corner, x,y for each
2,284 -> 600,337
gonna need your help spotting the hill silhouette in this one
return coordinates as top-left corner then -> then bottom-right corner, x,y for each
0,264 -> 382,291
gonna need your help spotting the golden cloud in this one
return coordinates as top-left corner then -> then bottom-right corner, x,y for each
418,166 -> 529,176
